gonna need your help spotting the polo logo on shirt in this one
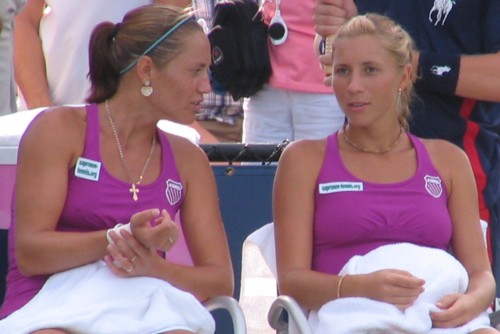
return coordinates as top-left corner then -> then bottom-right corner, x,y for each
430,65 -> 451,76
165,179 -> 183,205
429,0 -> 455,26
319,182 -> 363,194
424,175 -> 443,198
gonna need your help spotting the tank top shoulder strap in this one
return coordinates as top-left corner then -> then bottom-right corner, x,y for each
325,131 -> 343,169
317,131 -> 343,183
157,130 -> 182,184
82,104 -> 100,161
407,132 -> 440,177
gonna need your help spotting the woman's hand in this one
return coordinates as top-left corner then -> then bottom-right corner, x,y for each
313,0 -> 357,37
129,209 -> 179,252
104,231 -> 162,278
430,293 -> 484,328
312,0 -> 358,86
361,269 -> 425,310
104,208 -> 179,276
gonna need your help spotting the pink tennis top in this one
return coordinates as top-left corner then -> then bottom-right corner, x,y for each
312,132 -> 452,274
1,104 -> 184,317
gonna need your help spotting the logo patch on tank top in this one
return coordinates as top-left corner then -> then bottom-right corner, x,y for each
74,157 -> 101,181
424,175 -> 443,198
319,182 -> 363,194
165,179 -> 183,205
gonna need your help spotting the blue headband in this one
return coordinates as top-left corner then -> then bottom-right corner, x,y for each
119,16 -> 193,74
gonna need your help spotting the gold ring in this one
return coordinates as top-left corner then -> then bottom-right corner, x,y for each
125,266 -> 133,273
130,256 -> 137,262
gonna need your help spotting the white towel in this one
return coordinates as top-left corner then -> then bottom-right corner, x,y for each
0,261 -> 215,334
309,243 -> 491,334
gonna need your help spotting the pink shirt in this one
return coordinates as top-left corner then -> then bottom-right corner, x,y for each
313,132 -> 452,274
263,0 -> 331,93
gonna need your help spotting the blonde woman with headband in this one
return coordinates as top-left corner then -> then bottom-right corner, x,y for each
273,14 -> 496,333
0,5 -> 233,333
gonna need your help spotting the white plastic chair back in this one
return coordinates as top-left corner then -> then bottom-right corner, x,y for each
240,223 -> 277,333
241,223 -> 311,334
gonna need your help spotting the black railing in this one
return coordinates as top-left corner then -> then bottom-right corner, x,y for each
200,140 -> 290,164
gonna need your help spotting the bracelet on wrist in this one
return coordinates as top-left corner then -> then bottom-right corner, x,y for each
337,275 -> 347,299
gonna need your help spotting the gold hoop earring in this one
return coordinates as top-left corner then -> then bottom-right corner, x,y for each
141,80 -> 153,97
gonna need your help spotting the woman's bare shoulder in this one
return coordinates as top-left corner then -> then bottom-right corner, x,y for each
280,138 -> 327,164
420,138 -> 469,164
24,106 -> 86,137
19,106 -> 87,162
277,138 -> 328,177
420,137 -> 472,180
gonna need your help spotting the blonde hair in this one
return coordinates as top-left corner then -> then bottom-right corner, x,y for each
332,13 -> 416,130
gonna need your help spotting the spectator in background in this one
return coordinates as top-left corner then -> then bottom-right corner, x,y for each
242,0 -> 345,144
0,0 -> 25,115
14,0 -> 219,142
314,0 -> 500,296
14,0 -> 149,110
192,0 -> 244,143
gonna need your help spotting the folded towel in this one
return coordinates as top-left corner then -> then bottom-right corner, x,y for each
0,261 -> 215,334
309,243 -> 491,334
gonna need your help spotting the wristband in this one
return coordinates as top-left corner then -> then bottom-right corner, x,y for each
416,52 -> 460,96
106,222 -> 132,245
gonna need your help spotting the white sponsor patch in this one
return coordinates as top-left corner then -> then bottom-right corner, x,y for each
319,182 -> 363,194
74,157 -> 101,181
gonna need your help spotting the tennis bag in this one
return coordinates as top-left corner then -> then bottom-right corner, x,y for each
208,0 -> 272,101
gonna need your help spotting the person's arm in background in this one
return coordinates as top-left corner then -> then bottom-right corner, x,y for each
313,0 -> 357,37
412,51 -> 500,102
455,53 -> 500,101
314,0 -> 500,102
312,0 -> 356,84
14,0 -> 218,144
14,0 -> 53,109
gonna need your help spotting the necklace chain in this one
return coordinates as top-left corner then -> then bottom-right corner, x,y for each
342,125 -> 403,154
105,99 -> 156,201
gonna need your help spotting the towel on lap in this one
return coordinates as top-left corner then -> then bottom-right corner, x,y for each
0,260 -> 215,334
309,243 -> 491,334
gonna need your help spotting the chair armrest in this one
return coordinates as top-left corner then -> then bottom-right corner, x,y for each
204,296 -> 247,334
490,309 -> 500,329
268,295 -> 312,334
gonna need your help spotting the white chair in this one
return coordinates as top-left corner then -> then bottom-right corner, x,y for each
267,295 -> 312,334
204,296 -> 248,333
240,223 -> 311,333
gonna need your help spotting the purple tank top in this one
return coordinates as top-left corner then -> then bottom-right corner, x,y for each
312,132 -> 452,275
1,104 -> 184,317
